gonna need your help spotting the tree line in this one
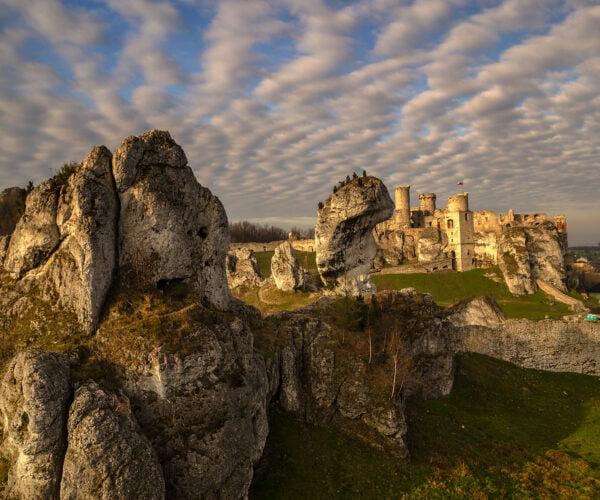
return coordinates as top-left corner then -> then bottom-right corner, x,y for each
229,221 -> 314,243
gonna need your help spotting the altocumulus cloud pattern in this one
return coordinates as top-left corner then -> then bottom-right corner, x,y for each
0,0 -> 599,244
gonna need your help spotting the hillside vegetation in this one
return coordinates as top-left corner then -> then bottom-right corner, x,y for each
251,353 -> 600,499
252,253 -> 574,319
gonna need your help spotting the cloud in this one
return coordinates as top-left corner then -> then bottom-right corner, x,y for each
0,0 -> 598,245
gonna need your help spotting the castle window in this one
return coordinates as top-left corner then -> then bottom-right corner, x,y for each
465,213 -> 469,221
447,219 -> 454,228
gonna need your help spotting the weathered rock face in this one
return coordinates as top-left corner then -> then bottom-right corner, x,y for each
316,176 -> 394,294
473,231 -> 497,267
3,147 -> 118,333
113,130 -> 231,310
416,227 -> 444,263
0,234 -> 9,264
448,296 -> 507,328
262,290 -> 455,457
0,186 -> 27,237
226,248 -> 264,289
3,180 -> 61,277
271,241 -> 306,291
373,225 -> 405,266
265,307 -> 409,457
0,350 -> 71,500
527,222 -> 567,291
60,381 -> 165,500
498,223 -> 566,295
99,313 -> 269,499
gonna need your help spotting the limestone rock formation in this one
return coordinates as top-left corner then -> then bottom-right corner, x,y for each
0,234 -> 9,264
3,147 -> 118,333
316,176 -> 394,294
266,308 -> 408,457
0,350 -> 71,500
498,223 -> 566,295
226,248 -> 264,289
0,186 -> 27,237
97,313 -> 269,498
113,130 -> 231,310
3,180 -> 61,277
417,227 -> 445,263
271,240 -> 307,291
263,290 -> 455,457
448,296 -> 507,328
60,381 -> 165,499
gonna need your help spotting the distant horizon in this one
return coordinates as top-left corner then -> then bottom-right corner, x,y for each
1,0 -> 598,246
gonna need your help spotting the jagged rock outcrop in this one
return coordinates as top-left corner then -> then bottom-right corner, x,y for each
498,223 -> 566,295
3,147 -> 118,333
226,248 -> 264,289
448,296 -> 507,328
0,350 -> 71,500
60,381 -> 165,499
0,234 -> 9,264
271,241 -> 307,291
262,290 -> 455,457
416,227 -> 445,263
99,313 -> 269,499
316,176 -> 394,294
473,231 -> 497,267
0,186 -> 27,236
113,130 -> 231,310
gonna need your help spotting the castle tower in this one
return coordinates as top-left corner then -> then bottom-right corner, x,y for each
394,185 -> 411,228
444,192 -> 475,272
418,193 -> 436,215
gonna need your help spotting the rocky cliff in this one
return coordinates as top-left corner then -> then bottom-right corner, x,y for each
255,289 -> 455,457
0,130 -> 268,499
316,176 -> 394,295
499,223 -> 566,295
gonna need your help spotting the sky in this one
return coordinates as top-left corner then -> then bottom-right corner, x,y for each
0,0 -> 599,245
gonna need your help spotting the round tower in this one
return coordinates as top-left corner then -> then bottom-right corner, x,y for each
394,185 -> 411,227
447,192 -> 469,212
418,193 -> 436,214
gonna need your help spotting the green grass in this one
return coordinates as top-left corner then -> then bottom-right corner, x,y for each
255,251 -> 317,278
372,267 -> 573,319
250,354 -> 600,499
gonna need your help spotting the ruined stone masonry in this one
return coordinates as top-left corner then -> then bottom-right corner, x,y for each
375,184 -> 568,294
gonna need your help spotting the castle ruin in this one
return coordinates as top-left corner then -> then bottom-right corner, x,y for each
375,185 -> 568,272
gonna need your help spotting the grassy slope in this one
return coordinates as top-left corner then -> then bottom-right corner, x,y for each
250,353 -> 600,499
372,267 -> 573,319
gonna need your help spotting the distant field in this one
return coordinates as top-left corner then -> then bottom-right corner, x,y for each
372,267 -> 573,319
251,353 -> 600,499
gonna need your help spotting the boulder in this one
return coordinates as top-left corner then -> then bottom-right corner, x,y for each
316,176 -> 394,294
60,381 -> 165,499
113,130 -> 231,310
448,296 -> 507,327
3,147 -> 118,333
226,248 -> 264,289
0,350 -> 71,500
271,241 -> 307,291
